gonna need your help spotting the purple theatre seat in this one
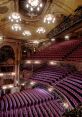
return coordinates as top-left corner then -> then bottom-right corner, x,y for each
6,95 -> 13,110
35,104 -> 44,117
13,93 -> 21,108
31,106 -> 38,117
28,39 -> 82,61
55,86 -> 78,107
0,84 -> 74,117
39,103 -> 49,117
9,94 -> 17,109
28,106 -> 34,117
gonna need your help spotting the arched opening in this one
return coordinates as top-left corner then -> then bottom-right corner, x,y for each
0,46 -> 15,86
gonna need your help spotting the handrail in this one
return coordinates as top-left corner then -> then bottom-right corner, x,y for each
47,6 -> 82,38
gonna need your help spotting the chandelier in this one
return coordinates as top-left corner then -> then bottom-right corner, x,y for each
26,0 -> 43,11
9,12 -> 21,23
44,14 -> 56,24
36,27 -> 46,34
11,24 -> 21,31
22,30 -> 31,36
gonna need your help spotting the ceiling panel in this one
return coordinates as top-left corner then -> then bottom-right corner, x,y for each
0,0 -> 82,42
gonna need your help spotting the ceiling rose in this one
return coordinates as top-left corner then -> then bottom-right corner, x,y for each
44,14 -> 56,24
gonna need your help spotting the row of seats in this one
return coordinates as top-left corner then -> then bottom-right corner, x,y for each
63,103 -> 82,117
55,73 -> 82,107
0,88 -> 65,117
30,66 -> 82,108
30,66 -> 74,85
0,100 -> 65,117
66,45 -> 82,61
29,39 -> 82,61
0,88 -> 55,111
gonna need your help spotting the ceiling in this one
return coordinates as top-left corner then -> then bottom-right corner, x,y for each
0,0 -> 82,43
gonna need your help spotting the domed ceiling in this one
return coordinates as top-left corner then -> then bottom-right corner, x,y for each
19,0 -> 47,19
0,0 -> 82,43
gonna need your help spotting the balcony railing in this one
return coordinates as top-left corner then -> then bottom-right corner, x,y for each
47,6 -> 82,38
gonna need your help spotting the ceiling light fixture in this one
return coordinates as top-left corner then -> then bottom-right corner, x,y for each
8,85 -> 14,88
26,60 -> 32,64
9,12 -> 21,23
21,83 -> 25,86
0,35 -> 4,41
44,14 -> 56,24
49,61 -> 57,65
16,80 -> 19,84
33,40 -> 39,44
34,60 -> 41,64
51,38 -> 55,42
0,73 -> 3,76
30,81 -> 36,86
11,72 -> 16,76
2,86 -> 7,90
22,30 -> 31,36
65,35 -> 70,40
33,48 -> 36,52
11,24 -> 21,31
63,102 -> 69,109
48,86 -> 54,92
2,85 -> 14,90
26,0 -> 43,12
36,27 -> 46,34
